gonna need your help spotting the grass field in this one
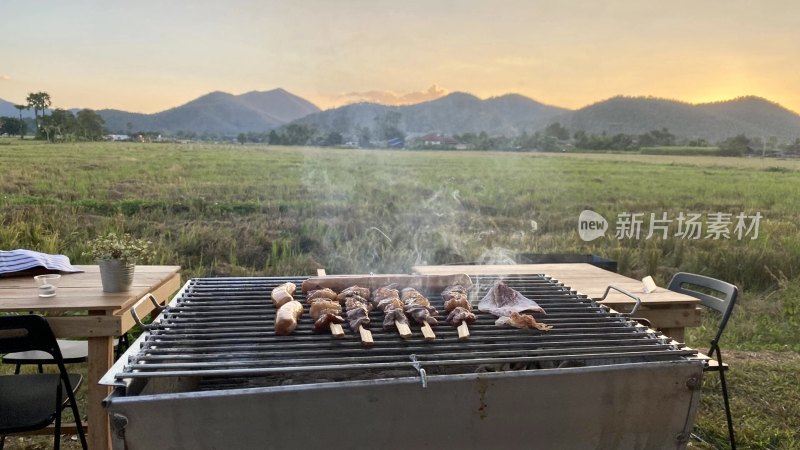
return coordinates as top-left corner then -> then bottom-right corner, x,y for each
1,138 -> 799,448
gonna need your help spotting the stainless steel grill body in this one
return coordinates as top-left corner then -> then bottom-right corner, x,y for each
103,275 -> 703,450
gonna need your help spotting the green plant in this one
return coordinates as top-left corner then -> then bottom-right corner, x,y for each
83,232 -> 153,263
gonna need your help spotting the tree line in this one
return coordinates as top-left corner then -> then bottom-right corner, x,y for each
0,91 -> 106,141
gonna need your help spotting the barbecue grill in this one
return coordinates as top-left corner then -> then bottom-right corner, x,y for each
102,274 -> 704,450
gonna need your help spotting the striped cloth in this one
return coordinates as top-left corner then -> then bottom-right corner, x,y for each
0,249 -> 83,275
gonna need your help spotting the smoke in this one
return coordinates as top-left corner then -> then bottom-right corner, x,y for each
298,149 -> 542,276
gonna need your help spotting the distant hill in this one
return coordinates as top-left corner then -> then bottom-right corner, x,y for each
292,92 -> 569,137
0,98 -> 36,119
558,96 -> 800,142
98,88 -> 320,135
5,91 -> 800,142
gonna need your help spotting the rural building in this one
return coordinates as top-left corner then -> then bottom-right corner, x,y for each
419,133 -> 460,148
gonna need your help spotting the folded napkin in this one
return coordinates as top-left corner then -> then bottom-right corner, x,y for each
0,249 -> 83,276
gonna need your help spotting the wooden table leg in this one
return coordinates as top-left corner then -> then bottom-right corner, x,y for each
659,327 -> 685,343
87,335 -> 114,450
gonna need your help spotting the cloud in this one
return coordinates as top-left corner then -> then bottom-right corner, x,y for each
0,75 -> 11,81
334,84 -> 448,106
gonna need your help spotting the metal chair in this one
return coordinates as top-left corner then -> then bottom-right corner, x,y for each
667,272 -> 738,449
3,335 -> 128,374
0,315 -> 88,450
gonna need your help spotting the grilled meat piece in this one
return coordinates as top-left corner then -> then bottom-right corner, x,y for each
306,288 -> 338,303
345,298 -> 371,330
442,284 -> 475,327
342,289 -> 372,331
400,287 -> 438,325
478,281 -> 544,317
274,300 -> 303,335
446,306 -> 476,326
308,299 -> 345,331
442,285 -> 471,311
271,282 -> 296,308
372,287 -> 410,330
495,312 -> 552,331
337,286 -> 371,303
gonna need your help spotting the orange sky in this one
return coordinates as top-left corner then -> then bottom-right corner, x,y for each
2,0 -> 798,114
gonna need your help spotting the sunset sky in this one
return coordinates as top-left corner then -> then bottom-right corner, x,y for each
2,0 -> 799,113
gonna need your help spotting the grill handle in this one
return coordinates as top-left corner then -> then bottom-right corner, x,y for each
599,285 -> 642,316
409,354 -> 428,388
130,293 -> 165,331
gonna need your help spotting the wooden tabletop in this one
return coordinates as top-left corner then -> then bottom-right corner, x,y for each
0,265 -> 181,312
412,263 -> 699,306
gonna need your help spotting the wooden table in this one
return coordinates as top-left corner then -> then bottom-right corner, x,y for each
0,265 -> 181,450
413,263 -> 701,341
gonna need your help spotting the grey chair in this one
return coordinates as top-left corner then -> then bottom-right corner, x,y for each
667,272 -> 738,450
0,315 -> 88,450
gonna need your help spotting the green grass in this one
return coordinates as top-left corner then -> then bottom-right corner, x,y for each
2,138 -> 799,448
640,146 -> 722,156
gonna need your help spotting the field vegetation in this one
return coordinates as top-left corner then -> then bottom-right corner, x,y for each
1,138 -> 799,448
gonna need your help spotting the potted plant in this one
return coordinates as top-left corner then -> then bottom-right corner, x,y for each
84,233 -> 153,293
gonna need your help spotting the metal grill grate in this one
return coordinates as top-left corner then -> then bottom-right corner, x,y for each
115,274 -> 695,389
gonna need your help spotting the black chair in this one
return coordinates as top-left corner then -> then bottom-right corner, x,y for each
3,335 -> 128,374
667,272 -> 738,450
0,315 -> 88,450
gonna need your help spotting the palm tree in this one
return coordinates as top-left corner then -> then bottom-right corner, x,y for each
13,104 -> 28,139
26,91 -> 52,132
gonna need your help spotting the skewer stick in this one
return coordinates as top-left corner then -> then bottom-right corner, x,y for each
358,325 -> 374,346
395,321 -> 412,339
329,322 -> 345,337
457,322 -> 470,341
420,322 -> 436,341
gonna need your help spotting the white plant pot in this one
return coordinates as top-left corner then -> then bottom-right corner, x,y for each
98,259 -> 135,293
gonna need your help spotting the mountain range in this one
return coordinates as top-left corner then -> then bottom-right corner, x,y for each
0,98 -> 36,118
3,89 -> 800,142
293,92 -> 569,137
97,88 -> 320,135
295,93 -> 800,142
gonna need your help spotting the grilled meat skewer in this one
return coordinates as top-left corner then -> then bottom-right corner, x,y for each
339,286 -> 373,345
306,288 -> 345,336
372,286 -> 412,338
401,287 -> 437,341
442,284 -> 476,340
